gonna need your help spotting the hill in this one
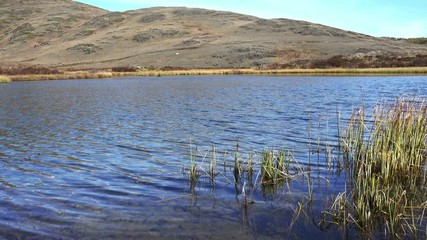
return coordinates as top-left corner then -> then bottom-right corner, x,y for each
1,0 -> 426,70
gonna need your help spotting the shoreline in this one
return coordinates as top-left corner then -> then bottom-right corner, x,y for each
5,67 -> 427,82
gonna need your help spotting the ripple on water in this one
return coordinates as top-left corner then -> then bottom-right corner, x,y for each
0,76 -> 426,238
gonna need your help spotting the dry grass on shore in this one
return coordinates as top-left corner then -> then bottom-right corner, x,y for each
114,67 -> 427,77
9,72 -> 113,81
6,67 -> 427,81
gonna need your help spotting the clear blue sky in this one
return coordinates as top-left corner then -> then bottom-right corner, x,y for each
76,0 -> 427,38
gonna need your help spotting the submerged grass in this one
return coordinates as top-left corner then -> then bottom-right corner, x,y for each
186,97 -> 427,239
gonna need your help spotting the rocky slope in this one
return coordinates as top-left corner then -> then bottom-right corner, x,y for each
1,0 -> 426,69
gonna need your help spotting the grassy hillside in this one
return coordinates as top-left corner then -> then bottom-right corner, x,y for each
0,0 -> 426,69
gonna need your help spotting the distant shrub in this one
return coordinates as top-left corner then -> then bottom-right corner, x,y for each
75,30 -> 95,37
407,38 -> 427,44
308,54 -> 427,68
412,54 -> 427,66
133,33 -> 152,42
9,22 -> 35,42
133,29 -> 189,42
67,44 -> 100,54
160,66 -> 189,71
265,52 -> 427,69
112,66 -> 139,72
139,13 -> 166,23
0,65 -> 61,75
82,12 -> 125,28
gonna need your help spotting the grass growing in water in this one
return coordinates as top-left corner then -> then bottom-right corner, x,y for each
323,98 -> 427,238
186,143 -> 314,205
185,98 -> 426,238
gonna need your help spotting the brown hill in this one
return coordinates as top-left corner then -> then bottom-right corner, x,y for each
1,0 -> 426,69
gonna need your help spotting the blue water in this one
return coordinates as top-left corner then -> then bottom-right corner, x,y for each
0,76 -> 426,239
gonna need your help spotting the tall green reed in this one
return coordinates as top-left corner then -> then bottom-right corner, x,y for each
340,98 -> 427,237
185,98 -> 426,239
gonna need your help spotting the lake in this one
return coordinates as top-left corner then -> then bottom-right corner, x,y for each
0,76 -> 426,239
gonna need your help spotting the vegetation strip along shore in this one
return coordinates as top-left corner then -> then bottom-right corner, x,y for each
2,67 -> 427,81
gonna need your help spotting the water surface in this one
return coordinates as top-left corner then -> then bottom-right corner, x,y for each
0,76 -> 426,239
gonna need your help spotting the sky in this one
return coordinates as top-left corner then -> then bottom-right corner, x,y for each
75,0 -> 427,38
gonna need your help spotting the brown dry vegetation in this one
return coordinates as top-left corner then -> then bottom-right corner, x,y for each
5,67 -> 427,81
0,65 -> 61,75
309,53 -> 427,68
270,53 -> 427,69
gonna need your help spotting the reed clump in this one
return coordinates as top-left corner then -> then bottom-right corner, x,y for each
186,143 -> 310,197
185,98 -> 426,238
327,99 -> 427,238
0,75 -> 11,83
261,149 -> 293,185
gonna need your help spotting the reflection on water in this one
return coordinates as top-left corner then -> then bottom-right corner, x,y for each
0,76 -> 426,239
